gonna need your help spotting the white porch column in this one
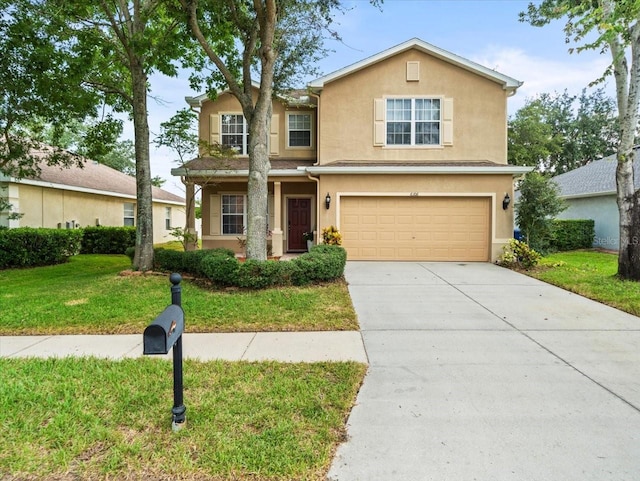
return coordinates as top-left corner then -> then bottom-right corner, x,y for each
271,181 -> 283,257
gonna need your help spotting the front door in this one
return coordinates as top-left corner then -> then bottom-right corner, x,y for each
288,198 -> 311,251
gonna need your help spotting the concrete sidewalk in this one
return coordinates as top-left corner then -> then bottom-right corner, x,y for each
0,331 -> 368,363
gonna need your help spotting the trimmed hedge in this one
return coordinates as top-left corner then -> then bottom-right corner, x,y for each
550,219 -> 595,252
81,227 -> 136,254
0,228 -> 83,269
152,244 -> 347,289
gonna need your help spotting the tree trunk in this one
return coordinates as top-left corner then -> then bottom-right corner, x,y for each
131,59 -> 154,271
617,148 -> 640,280
245,104 -> 270,261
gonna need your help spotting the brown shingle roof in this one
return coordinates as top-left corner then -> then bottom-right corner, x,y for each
180,157 -> 316,171
22,151 -> 184,203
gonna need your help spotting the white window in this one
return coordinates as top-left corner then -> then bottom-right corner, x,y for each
165,207 -> 172,230
221,114 -> 248,155
287,113 -> 312,147
124,202 -> 135,226
221,194 -> 245,235
386,98 -> 440,146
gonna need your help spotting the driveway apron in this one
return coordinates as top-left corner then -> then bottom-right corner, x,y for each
328,262 -> 640,481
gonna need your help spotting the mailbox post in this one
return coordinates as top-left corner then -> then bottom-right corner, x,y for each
143,273 -> 186,431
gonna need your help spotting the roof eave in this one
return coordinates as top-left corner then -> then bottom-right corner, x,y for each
304,165 -> 533,176
308,38 -> 522,91
171,168 -> 308,178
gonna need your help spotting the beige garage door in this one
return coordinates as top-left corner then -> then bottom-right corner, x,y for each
340,196 -> 490,261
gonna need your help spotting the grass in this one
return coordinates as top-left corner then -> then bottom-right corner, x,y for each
0,357 -> 367,481
527,249 -> 640,316
0,255 -> 358,334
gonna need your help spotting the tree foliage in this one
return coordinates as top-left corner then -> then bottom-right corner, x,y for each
516,171 -> 567,253
177,0 -> 379,260
521,0 -> 640,280
508,88 -> 618,173
41,0 -> 193,270
0,0 -> 103,179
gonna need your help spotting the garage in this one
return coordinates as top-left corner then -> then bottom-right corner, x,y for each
340,196 -> 491,261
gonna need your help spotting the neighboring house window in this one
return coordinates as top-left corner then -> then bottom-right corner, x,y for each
287,113 -> 312,147
165,207 -> 172,230
222,194 -> 245,235
386,98 -> 440,146
221,114 -> 248,155
124,202 -> 135,226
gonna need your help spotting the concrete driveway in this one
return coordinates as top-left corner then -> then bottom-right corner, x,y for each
328,262 -> 640,481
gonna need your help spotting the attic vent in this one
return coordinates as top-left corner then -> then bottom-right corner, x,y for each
406,61 -> 420,82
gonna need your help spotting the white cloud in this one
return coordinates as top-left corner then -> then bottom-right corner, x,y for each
471,46 -> 615,113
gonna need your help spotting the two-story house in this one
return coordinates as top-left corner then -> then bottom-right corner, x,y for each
173,38 -> 530,261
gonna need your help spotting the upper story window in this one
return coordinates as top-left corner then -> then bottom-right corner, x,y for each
221,114 -> 248,155
287,113 -> 312,148
386,98 -> 440,146
124,202 -> 135,226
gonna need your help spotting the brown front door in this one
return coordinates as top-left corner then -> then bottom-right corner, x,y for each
288,198 -> 311,251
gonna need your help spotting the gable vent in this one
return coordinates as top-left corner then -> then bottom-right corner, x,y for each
406,61 -> 420,82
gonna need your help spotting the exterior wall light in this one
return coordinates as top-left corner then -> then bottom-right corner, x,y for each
325,192 -> 331,210
502,193 -> 511,210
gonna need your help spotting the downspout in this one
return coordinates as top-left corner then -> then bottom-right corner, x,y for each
308,90 -> 322,237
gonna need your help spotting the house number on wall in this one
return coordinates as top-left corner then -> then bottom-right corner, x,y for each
409,192 -> 420,196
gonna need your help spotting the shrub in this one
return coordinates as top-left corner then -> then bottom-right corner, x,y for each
153,247 -> 236,277
125,246 -> 135,262
236,259 -> 286,289
200,253 -> 240,286
497,238 -> 541,270
550,219 -> 595,251
81,227 -> 136,254
0,228 -> 82,269
321,225 -> 342,245
291,245 -> 347,285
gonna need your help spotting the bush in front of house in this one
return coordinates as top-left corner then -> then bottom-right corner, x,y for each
199,251 -> 240,286
550,219 -> 595,251
152,244 -> 347,289
81,227 -> 136,254
497,238 -> 541,270
290,244 -> 347,285
0,227 -> 83,269
153,247 -> 236,277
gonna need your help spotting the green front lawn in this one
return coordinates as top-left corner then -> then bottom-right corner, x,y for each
0,255 -> 358,334
528,250 -> 640,316
0,357 -> 366,480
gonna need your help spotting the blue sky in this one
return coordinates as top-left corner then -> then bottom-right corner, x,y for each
145,0 -> 615,195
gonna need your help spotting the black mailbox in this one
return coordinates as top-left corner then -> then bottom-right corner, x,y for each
143,304 -> 185,355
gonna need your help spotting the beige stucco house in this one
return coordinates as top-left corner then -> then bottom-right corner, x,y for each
1,155 -> 185,243
173,38 -> 530,261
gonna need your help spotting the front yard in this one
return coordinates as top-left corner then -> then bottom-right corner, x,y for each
0,254 -> 364,480
526,250 -> 640,317
0,254 -> 358,335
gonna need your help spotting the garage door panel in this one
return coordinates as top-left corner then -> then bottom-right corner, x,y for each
341,196 -> 490,261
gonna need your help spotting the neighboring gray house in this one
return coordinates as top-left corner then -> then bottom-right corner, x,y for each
552,150 -> 640,251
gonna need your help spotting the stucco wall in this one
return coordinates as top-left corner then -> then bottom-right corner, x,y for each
13,183 -> 185,244
317,49 -> 509,164
198,91 -> 317,161
558,195 -> 619,250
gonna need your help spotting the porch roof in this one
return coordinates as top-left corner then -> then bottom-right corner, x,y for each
172,158 -> 532,178
171,157 -> 316,177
